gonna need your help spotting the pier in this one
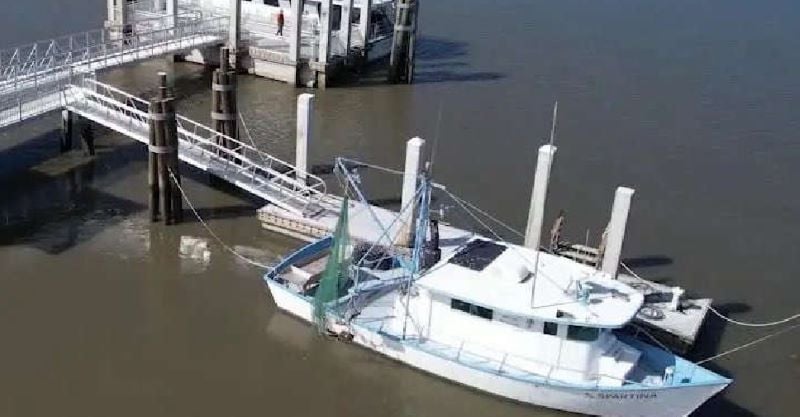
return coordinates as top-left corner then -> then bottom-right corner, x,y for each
0,0 -> 707,356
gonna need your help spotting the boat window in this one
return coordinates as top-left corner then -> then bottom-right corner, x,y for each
567,325 -> 600,342
450,298 -> 494,320
447,239 -> 507,271
543,321 -> 558,336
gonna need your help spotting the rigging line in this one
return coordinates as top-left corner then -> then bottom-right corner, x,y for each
429,102 -> 443,177
167,168 -> 274,270
441,189 -> 567,293
695,322 -> 800,365
619,261 -> 654,285
632,324 -> 672,353
446,190 -> 525,239
337,157 -> 405,176
549,101 -> 558,147
707,305 -> 800,328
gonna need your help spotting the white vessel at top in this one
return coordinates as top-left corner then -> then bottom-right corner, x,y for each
263,156 -> 731,417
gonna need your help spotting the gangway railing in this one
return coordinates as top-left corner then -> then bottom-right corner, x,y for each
0,14 -> 227,84
65,76 -> 329,216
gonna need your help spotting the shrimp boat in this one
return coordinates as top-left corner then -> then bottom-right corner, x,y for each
263,157 -> 730,417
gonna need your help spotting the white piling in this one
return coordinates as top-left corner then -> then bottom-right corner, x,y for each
343,0 -> 354,56
397,137 -> 425,247
359,0 -> 373,57
318,0 -> 333,65
600,187 -> 635,277
296,93 -> 315,182
167,0 -> 178,28
289,0 -> 304,85
228,0 -> 242,67
524,145 -> 557,250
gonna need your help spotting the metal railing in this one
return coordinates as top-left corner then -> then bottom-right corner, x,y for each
0,14 -> 227,83
65,76 -> 328,216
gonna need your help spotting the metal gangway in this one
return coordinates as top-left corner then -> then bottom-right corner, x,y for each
0,13 -> 227,129
57,74 -> 328,217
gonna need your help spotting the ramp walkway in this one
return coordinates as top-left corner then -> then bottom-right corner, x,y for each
59,75 -> 328,217
0,14 -> 227,129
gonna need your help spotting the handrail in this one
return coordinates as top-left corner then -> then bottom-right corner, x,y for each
0,15 -> 227,82
65,77 -> 328,215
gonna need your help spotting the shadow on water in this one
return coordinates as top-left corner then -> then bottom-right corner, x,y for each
620,255 -> 673,269
347,37 -> 504,87
688,302 -> 758,417
0,128 -> 145,254
413,37 -> 504,84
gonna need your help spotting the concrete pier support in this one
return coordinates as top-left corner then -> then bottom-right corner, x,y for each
397,137 -> 425,247
229,0 -> 242,69
389,0 -> 418,83
167,0 -> 178,28
60,110 -> 73,153
359,0 -> 373,60
79,120 -> 95,156
296,94 -> 314,182
289,0 -> 304,85
600,187 -> 635,278
106,0 -> 130,40
358,0 -> 372,56
524,145 -> 556,249
343,0 -> 354,57
318,0 -> 333,65
317,0 -> 334,88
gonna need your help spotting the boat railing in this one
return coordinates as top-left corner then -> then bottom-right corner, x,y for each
413,336 -> 669,389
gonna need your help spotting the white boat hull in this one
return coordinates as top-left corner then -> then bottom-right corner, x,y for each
266,281 -> 726,417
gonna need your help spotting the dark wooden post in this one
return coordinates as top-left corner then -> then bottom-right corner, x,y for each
60,110 -> 73,153
388,0 -> 418,84
163,97 -> 182,224
148,100 -> 160,222
79,119 -> 95,156
154,99 -> 173,225
211,47 -> 239,160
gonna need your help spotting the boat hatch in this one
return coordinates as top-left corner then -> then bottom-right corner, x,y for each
447,239 -> 507,271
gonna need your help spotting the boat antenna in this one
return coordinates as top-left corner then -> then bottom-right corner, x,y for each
548,101 -> 558,147
429,102 -> 444,177
531,101 -> 560,308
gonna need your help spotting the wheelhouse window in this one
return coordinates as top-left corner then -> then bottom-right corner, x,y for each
450,299 -> 493,320
543,321 -> 558,336
567,325 -> 600,342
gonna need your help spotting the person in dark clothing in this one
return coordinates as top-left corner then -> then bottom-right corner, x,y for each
276,9 -> 285,36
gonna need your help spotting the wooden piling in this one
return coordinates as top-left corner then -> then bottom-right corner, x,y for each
148,100 -> 160,222
60,110 -> 73,153
388,0 -> 418,84
157,99 -> 173,225
163,97 -> 182,224
79,119 -> 95,156
211,47 -> 239,161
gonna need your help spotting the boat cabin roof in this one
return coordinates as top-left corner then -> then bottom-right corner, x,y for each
416,238 -> 643,328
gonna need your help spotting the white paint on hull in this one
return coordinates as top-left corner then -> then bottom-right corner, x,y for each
265,281 -> 726,417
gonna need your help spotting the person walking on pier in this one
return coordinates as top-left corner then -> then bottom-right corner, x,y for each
276,9 -> 285,36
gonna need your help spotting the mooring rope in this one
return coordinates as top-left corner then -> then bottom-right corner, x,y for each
706,305 -> 800,328
695,322 -> 800,365
168,168 -> 274,270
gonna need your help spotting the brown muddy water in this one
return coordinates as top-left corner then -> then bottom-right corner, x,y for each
1,1 -> 799,416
